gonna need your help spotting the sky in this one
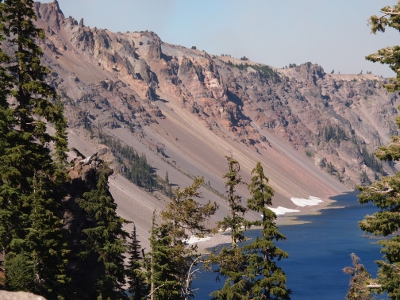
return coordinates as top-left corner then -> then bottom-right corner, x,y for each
52,0 -> 399,78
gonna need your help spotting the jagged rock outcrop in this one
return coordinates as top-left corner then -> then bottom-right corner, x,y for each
33,1 -> 399,194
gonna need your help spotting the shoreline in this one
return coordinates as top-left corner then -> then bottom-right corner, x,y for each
194,195 -> 346,253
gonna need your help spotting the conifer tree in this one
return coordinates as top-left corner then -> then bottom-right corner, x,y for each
0,0 -> 69,297
244,162 -> 290,299
127,223 -> 147,300
343,253 -> 375,300
146,178 -> 218,300
357,2 -> 400,298
217,155 -> 248,248
77,166 -> 129,299
146,211 -> 180,300
0,0 -> 17,261
208,155 -> 253,300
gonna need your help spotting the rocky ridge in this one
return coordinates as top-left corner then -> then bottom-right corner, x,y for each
30,1 -> 400,243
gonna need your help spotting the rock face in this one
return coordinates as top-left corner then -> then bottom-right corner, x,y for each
0,291 -> 46,300
27,2 -> 400,225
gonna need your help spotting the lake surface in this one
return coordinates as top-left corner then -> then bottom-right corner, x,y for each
193,191 -> 383,299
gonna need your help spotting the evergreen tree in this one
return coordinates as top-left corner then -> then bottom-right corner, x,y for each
77,166 -> 129,300
357,2 -> 400,298
208,155 -> 253,300
0,0 -> 69,297
146,211 -> 181,300
127,223 -> 147,300
343,253 -> 375,300
217,155 -> 248,248
146,178 -> 218,300
245,162 -> 290,300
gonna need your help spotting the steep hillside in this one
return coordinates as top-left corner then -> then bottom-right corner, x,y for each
33,1 -> 399,244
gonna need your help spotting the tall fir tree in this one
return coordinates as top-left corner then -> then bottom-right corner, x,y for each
146,211 -> 181,300
77,166 -> 129,300
127,223 -> 147,300
208,155 -> 253,300
244,162 -> 290,299
357,1 -> 400,298
217,155 -> 248,248
0,0 -> 69,298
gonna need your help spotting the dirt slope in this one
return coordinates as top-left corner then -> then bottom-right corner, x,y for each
32,1 -> 400,244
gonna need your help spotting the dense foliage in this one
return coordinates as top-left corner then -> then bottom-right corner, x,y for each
224,60 -> 281,82
207,159 -> 290,300
77,167 -> 129,299
97,131 -> 174,196
343,253 -> 374,300
0,0 -> 69,298
244,162 -> 290,299
146,178 -> 218,300
0,2 -> 132,299
0,2 -> 293,299
357,1 -> 400,298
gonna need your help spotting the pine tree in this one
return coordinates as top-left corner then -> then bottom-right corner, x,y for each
208,155 -> 253,300
146,211 -> 181,300
0,0 -> 69,297
245,162 -> 290,299
357,2 -> 400,298
127,224 -> 147,300
77,166 -> 129,299
343,253 -> 375,300
217,155 -> 248,248
146,178 -> 218,300
0,0 -> 17,262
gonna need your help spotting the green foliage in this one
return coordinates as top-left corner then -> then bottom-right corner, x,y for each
0,0 -> 70,297
361,147 -> 383,174
207,157 -> 250,299
78,166 -> 129,299
343,253 -> 375,300
146,212 -> 181,300
3,253 -> 34,292
323,125 -> 347,143
97,131 -> 173,195
358,172 -> 400,298
360,170 -> 372,186
208,247 -> 249,300
327,162 -> 336,175
209,161 -> 290,299
217,155 -> 248,248
375,133 -> 400,161
146,178 -> 218,300
305,150 -> 313,157
367,1 -> 400,92
357,4 -> 400,298
224,61 -> 281,82
127,224 -> 147,300
245,162 -> 291,299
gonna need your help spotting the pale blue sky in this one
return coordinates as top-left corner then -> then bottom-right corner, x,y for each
52,0 -> 399,77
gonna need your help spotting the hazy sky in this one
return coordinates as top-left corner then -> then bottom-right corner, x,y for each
52,0 -> 399,78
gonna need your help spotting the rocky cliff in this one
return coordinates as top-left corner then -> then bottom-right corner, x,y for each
30,1 -> 400,242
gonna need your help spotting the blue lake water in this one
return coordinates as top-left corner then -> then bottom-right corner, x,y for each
193,191 -> 383,299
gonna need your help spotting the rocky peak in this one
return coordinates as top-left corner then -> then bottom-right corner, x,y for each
31,0 -> 400,193
34,0 -> 64,31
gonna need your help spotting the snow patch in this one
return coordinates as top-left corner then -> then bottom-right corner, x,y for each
291,196 -> 323,207
185,236 -> 211,244
268,206 -> 300,215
